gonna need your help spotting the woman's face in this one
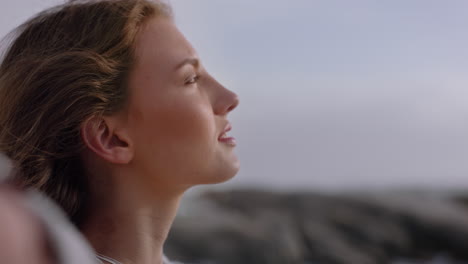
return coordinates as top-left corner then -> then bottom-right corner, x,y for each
124,17 -> 240,190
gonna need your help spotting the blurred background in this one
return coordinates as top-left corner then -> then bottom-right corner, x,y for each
171,0 -> 468,192
2,0 -> 468,263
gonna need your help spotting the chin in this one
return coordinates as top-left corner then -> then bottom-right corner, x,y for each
216,165 -> 240,184
199,159 -> 240,185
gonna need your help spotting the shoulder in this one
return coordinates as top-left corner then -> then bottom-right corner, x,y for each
22,190 -> 98,264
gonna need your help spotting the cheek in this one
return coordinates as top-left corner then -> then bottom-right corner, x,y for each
130,95 -> 217,176
152,103 -> 215,149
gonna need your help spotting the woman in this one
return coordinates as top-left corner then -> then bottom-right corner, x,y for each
0,0 -> 240,263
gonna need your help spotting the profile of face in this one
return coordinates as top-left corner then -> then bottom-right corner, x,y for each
88,17 -> 240,193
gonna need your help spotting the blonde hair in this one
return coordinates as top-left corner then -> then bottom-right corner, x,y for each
0,0 -> 171,226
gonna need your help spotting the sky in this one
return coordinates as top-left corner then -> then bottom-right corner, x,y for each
1,0 -> 468,191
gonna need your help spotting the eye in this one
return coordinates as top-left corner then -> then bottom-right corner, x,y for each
185,75 -> 200,85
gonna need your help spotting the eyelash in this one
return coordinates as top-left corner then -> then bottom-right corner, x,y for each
185,75 -> 200,85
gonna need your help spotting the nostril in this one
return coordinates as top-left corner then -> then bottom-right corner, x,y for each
227,104 -> 236,112
227,94 -> 239,112
213,87 -> 239,115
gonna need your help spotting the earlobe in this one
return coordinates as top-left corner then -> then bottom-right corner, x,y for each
80,116 -> 133,164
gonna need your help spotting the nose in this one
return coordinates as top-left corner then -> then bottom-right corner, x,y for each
213,83 -> 239,116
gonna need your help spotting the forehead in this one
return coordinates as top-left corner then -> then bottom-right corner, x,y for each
134,17 -> 197,70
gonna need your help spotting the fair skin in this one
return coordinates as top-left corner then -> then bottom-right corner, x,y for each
80,16 -> 239,264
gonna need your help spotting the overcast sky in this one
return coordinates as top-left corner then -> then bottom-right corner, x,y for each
2,1 -> 468,191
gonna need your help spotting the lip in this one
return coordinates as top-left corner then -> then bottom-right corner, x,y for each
221,123 -> 232,136
218,123 -> 236,146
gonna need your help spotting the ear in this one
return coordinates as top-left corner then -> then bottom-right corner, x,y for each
80,115 -> 133,164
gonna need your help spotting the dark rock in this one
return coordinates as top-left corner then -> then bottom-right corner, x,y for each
165,189 -> 468,264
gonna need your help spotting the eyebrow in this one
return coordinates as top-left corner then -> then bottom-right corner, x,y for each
174,57 -> 200,70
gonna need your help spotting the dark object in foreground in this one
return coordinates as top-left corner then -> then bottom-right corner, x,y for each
165,189 -> 468,264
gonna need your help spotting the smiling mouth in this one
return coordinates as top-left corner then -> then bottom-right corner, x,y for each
218,123 -> 236,146
218,134 -> 236,146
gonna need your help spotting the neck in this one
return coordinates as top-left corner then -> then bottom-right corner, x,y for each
81,168 -> 186,264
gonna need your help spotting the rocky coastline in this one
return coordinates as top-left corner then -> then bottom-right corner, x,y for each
165,189 -> 468,264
